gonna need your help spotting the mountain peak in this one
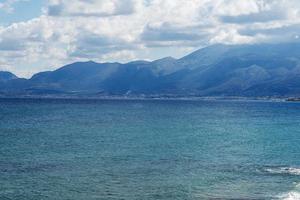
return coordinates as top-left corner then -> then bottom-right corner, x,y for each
0,71 -> 18,82
153,56 -> 176,63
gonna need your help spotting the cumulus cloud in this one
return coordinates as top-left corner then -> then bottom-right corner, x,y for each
142,23 -> 206,42
0,0 -> 300,77
239,23 -> 300,43
46,0 -> 138,17
218,0 -> 288,24
70,31 -> 137,59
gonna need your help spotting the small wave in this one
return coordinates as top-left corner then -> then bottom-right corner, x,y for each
279,191 -> 300,200
278,184 -> 300,200
265,167 -> 300,176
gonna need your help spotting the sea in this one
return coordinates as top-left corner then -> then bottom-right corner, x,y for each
1,98 -> 300,200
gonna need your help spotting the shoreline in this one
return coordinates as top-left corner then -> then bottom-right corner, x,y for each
0,95 -> 295,102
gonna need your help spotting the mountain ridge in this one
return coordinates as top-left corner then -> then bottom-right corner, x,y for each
2,42 -> 300,97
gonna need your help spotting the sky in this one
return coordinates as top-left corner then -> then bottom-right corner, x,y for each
0,0 -> 300,77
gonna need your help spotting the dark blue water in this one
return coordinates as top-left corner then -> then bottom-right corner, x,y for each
1,98 -> 300,200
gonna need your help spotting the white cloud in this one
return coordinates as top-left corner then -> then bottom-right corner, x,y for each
46,0 -> 138,17
1,0 -> 300,77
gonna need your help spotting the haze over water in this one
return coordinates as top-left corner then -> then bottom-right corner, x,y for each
1,98 -> 300,200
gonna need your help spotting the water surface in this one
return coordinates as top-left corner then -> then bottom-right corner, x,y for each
1,98 -> 300,199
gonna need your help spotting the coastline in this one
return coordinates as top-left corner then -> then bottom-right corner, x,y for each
0,94 -> 293,102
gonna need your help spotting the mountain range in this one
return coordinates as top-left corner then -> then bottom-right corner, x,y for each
1,43 -> 300,98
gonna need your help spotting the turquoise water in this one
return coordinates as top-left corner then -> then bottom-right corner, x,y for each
1,98 -> 300,200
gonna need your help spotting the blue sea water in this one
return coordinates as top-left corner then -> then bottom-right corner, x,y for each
1,98 -> 300,200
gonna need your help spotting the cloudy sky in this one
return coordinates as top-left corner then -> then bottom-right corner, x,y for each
0,0 -> 300,77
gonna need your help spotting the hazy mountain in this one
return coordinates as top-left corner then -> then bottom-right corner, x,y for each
0,71 -> 18,82
2,43 -> 300,97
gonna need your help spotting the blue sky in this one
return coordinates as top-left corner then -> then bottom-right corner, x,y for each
0,0 -> 45,25
0,0 -> 300,77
